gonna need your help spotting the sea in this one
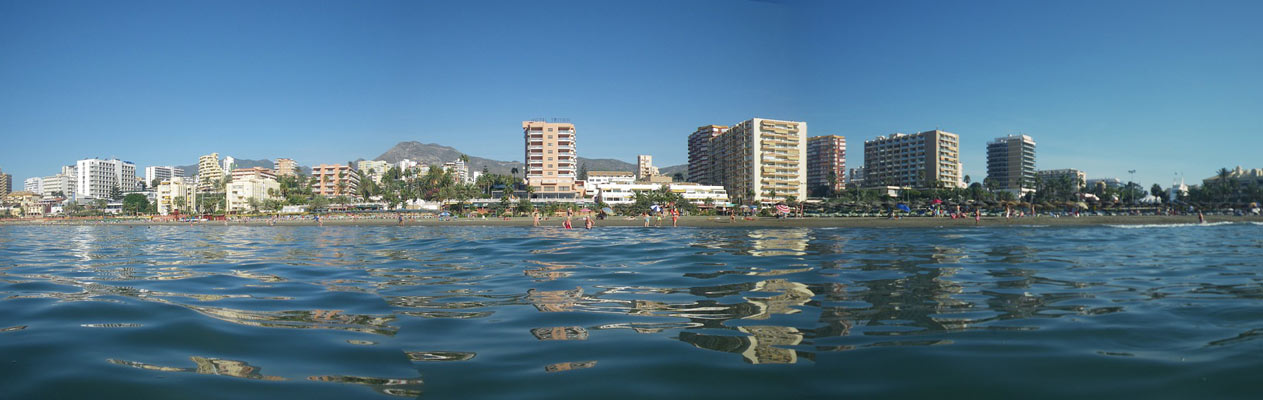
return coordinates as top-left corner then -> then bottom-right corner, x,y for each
2,223 -> 1261,399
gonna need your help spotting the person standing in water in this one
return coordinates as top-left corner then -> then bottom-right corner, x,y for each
533,210 -> 540,227
975,208 -> 981,225
1198,210 -> 1205,224
563,214 -> 572,229
642,212 -> 650,227
584,216 -> 593,230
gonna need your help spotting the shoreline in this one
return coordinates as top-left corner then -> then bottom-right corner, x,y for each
2,215 -> 1260,228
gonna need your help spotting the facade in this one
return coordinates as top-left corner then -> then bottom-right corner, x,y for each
198,153 -> 225,191
357,160 -> 390,184
687,125 -> 727,184
0,168 -> 10,196
1202,166 -> 1263,201
636,155 -> 658,180
24,177 -> 42,195
311,164 -> 360,198
806,135 -> 847,195
274,158 -> 297,177
75,158 -> 137,199
40,173 -> 75,197
862,130 -> 962,189
848,167 -> 866,187
222,156 -> 236,173
986,134 -> 1037,194
710,118 -> 807,203
442,160 -> 471,184
594,183 -> 728,206
231,167 -> 277,181
226,175 -> 280,213
584,171 -> 636,197
144,166 -> 183,187
523,120 -> 580,199
397,159 -> 419,173
156,177 -> 197,215
1037,169 -> 1086,189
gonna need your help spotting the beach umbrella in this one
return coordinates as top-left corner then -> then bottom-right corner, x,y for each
1075,202 -> 1089,209
580,208 -> 591,213
775,204 -> 791,214
932,199 -> 943,205
601,207 -> 613,214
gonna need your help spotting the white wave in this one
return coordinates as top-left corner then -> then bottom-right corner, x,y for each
1107,221 -> 1238,229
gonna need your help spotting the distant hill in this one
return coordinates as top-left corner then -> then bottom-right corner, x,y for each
374,141 -> 644,177
659,164 -> 688,179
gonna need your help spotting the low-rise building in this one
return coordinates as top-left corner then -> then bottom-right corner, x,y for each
226,175 -> 280,213
595,183 -> 728,207
157,177 -> 197,215
1036,169 -> 1086,189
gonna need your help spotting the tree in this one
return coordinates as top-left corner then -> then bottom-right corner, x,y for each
109,185 -> 123,200
459,154 -> 470,164
122,193 -> 149,215
578,163 -> 588,181
151,178 -> 162,189
1150,184 -> 1165,204
963,175 -> 971,186
308,195 -> 330,211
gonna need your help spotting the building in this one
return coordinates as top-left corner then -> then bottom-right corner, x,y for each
0,168 -> 10,196
687,125 -> 728,184
40,173 -> 75,197
636,155 -> 658,180
523,120 -> 581,199
226,175 -> 280,213
1202,166 -> 1263,201
848,167 -> 866,187
230,167 -> 277,181
274,158 -> 297,177
222,156 -> 236,173
806,135 -> 847,195
357,160 -> 390,184
710,118 -> 807,203
397,159 -> 419,174
144,166 -> 183,187
583,171 -> 635,197
156,177 -> 197,215
442,160 -> 470,184
311,164 -> 359,198
24,177 -> 42,195
1037,169 -> 1086,189
198,153 -> 225,191
75,158 -> 137,199
986,134 -> 1037,195
1087,178 -> 1124,190
594,183 -> 728,206
862,129 -> 962,189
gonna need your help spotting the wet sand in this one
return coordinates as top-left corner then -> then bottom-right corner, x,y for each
5,215 -> 1260,228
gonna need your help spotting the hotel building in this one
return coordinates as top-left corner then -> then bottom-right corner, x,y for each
687,125 -> 727,184
274,158 -> 297,177
197,153 -> 226,192
806,135 -> 847,195
311,164 -> 359,198
986,134 -> 1037,195
523,120 -> 580,199
709,118 -> 807,203
862,130 -> 962,189
1037,169 -> 1086,190
144,166 -> 184,187
75,158 -> 137,199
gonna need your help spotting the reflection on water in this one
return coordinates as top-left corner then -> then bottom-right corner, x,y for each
2,224 -> 1262,398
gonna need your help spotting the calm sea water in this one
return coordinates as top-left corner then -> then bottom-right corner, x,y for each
2,223 -> 1261,399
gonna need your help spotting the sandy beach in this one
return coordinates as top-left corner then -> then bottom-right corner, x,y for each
4,214 -> 1259,228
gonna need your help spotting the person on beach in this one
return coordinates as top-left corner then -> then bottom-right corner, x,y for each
533,210 -> 540,227
671,206 -> 679,227
730,210 -> 736,223
975,209 -> 981,225
642,212 -> 650,227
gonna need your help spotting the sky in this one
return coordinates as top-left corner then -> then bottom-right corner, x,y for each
2,0 -> 1260,188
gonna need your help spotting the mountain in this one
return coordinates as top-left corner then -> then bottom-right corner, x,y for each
659,164 -> 688,179
374,141 -> 645,176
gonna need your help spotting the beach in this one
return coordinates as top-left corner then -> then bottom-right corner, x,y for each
4,214 -> 1259,228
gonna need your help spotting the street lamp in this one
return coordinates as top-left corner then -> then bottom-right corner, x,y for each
1128,169 -> 1137,205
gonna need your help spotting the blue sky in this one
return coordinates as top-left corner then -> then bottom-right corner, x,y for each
2,0 -> 1260,188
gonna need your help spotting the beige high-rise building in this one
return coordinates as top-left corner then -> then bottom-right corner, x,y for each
274,158 -> 297,177
311,164 -> 359,198
709,118 -> 807,204
863,130 -> 962,189
198,153 -> 225,192
687,125 -> 727,184
636,155 -> 658,180
357,160 -> 390,184
157,177 -> 197,215
986,134 -> 1036,194
523,120 -> 580,199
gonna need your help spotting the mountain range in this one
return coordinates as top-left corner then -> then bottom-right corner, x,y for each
374,141 -> 687,178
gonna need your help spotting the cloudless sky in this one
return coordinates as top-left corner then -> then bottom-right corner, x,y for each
2,0 -> 1260,188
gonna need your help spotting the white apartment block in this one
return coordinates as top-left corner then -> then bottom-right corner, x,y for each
443,160 -> 471,184
23,177 -> 42,194
222,156 -> 236,173
75,158 -> 137,199
398,159 -> 420,174
583,171 -> 636,197
226,175 -> 280,213
144,166 -> 184,186
40,173 -> 75,197
710,118 -> 808,203
594,183 -> 729,206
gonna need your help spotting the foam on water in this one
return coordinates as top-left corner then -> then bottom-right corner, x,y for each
1107,221 -> 1239,229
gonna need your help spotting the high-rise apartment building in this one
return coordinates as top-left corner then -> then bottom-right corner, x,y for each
709,118 -> 807,203
523,120 -> 580,199
636,155 -> 658,180
198,153 -> 225,191
986,134 -> 1037,194
24,177 -> 43,194
0,168 -> 10,196
806,135 -> 847,195
311,164 -> 360,198
144,166 -> 184,187
41,173 -> 75,197
687,125 -> 727,184
75,158 -> 137,199
862,130 -> 962,188
274,158 -> 297,177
